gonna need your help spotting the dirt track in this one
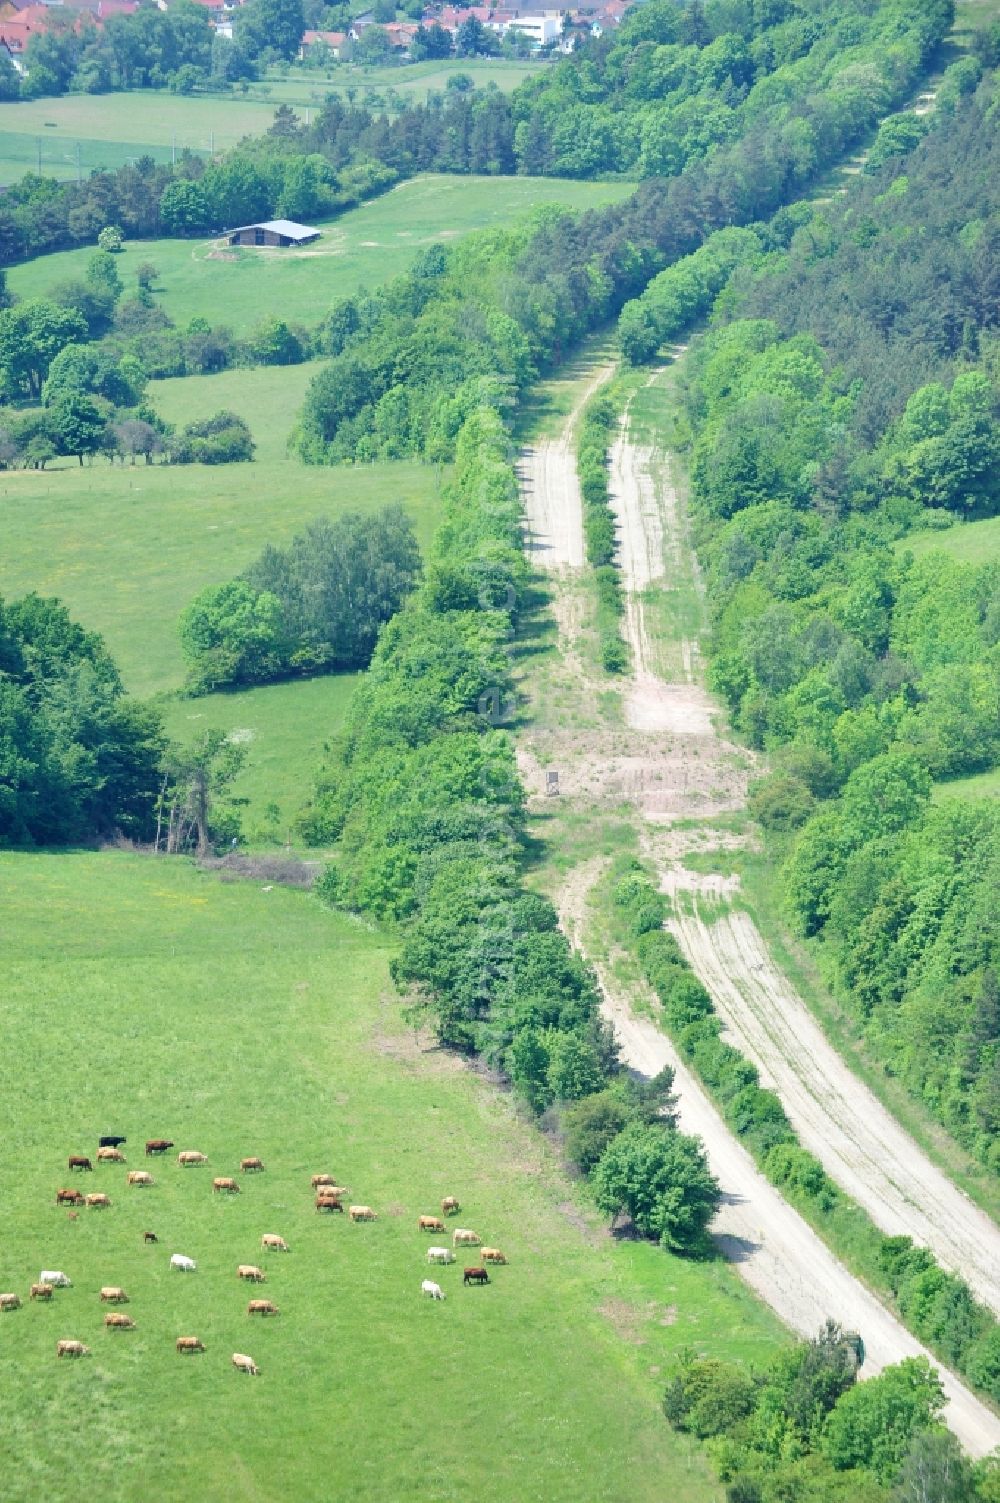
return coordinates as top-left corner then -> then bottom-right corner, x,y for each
669,898 -> 1000,1317
518,367 -> 1000,1454
559,862 -> 1000,1458
519,363 -> 616,569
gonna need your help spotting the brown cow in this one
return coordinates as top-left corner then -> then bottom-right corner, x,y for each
418,1216 -> 445,1233
232,1352 -> 259,1375
241,1158 -> 264,1173
177,1151 -> 207,1166
441,1196 -> 461,1216
127,1171 -> 154,1187
349,1205 -> 377,1222
463,1267 -> 490,1286
30,1283 -> 54,1301
97,1146 -> 126,1163
311,1174 -> 335,1189
85,1193 -> 111,1209
143,1231 -> 158,1244
100,1287 -> 129,1303
0,1293 -> 22,1311
145,1139 -> 173,1156
237,1265 -> 265,1283
261,1235 -> 289,1253
176,1336 -> 205,1354
68,1156 -> 93,1172
56,1188 -> 84,1206
105,1313 -> 136,1330
482,1247 -> 508,1265
247,1300 -> 279,1317
315,1196 -> 344,1214
212,1177 -> 240,1194
56,1339 -> 90,1357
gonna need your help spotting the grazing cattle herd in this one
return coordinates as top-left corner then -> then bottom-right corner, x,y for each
1,1135 -> 507,1378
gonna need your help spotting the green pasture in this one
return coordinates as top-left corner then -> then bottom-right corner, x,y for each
0,362 -> 444,696
901,513 -> 1000,565
7,174 -> 636,333
0,92 -> 289,184
0,850 -> 786,1502
259,57 -> 548,106
933,766 -> 1000,802
158,674 -> 359,843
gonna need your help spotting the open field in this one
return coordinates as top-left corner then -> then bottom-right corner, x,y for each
0,92 -> 290,183
902,514 -> 1000,565
0,362 -> 444,696
933,766 -> 1000,802
158,674 -> 359,843
0,849 -> 787,1502
259,58 -> 548,107
0,63 -> 547,181
7,175 -> 636,332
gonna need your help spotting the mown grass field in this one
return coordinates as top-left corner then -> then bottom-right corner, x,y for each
158,675 -> 359,844
902,513 -> 1000,565
0,63 -> 548,181
0,850 -> 786,1503
260,58 -> 547,107
0,362 -> 443,698
8,175 -> 635,331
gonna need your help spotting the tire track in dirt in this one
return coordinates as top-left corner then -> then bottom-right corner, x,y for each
667,898 -> 1000,1317
519,361 -> 1000,1455
559,861 -> 1000,1458
519,362 -> 616,570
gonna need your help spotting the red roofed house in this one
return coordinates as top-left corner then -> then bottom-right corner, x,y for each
299,26 -> 345,56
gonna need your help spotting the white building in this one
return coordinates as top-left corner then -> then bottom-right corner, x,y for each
505,11 -> 562,45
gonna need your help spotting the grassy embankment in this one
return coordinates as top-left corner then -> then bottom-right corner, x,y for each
7,174 -> 635,332
0,849 -> 788,1503
0,62 -> 547,182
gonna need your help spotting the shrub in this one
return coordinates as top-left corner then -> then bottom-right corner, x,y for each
170,410 -> 254,464
97,224 -> 124,252
601,632 -> 629,673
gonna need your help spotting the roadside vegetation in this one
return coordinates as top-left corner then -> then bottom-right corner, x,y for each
608,860 -> 1000,1421
648,77 -> 1000,1178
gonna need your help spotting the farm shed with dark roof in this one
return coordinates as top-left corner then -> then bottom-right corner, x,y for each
227,220 -> 321,247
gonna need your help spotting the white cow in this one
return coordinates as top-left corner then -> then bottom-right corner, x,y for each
170,1253 -> 197,1273
421,1280 -> 445,1301
39,1270 -> 71,1288
426,1246 -> 455,1264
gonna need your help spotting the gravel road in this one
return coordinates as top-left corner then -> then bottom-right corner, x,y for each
519,363 -> 616,569
559,862 -> 1000,1458
669,899 -> 1000,1317
518,365 -> 1000,1455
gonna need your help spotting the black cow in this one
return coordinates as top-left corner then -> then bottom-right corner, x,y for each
463,1267 -> 490,1286
99,1135 -> 126,1149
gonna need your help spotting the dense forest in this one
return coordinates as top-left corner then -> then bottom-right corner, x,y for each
656,79 -> 1000,1174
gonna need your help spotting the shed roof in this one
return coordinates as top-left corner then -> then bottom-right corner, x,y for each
228,220 -> 321,241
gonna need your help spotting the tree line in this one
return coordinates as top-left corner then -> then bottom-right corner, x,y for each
292,0 -> 953,466
290,405 -> 722,1255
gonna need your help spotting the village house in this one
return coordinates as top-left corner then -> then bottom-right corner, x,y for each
299,27 -> 346,59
